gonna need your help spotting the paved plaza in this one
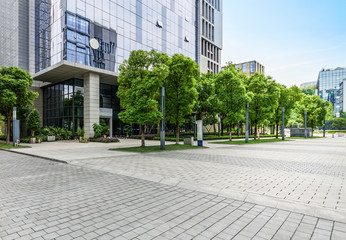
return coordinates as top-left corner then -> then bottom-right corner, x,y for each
1,135 -> 346,239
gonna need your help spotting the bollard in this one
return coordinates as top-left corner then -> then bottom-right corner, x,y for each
332,134 -> 334,138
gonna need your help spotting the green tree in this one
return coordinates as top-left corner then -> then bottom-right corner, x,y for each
165,54 -> 199,144
215,65 -> 249,140
332,118 -> 346,129
27,109 -> 41,137
272,85 -> 303,138
117,50 -> 169,147
245,73 -> 280,139
0,66 -> 38,144
194,73 -> 218,132
301,85 -> 316,95
296,95 -> 328,133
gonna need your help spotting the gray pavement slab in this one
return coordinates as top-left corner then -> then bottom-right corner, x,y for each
0,151 -> 343,239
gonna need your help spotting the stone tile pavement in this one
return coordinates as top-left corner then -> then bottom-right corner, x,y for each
1,151 -> 346,239
48,136 -> 346,223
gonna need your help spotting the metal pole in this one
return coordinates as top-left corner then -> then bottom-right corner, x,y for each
282,107 -> 285,140
13,107 -> 16,146
323,120 -> 326,137
194,114 -> 197,139
160,87 -> 165,150
218,114 -> 220,137
304,110 -> 307,138
245,103 -> 249,143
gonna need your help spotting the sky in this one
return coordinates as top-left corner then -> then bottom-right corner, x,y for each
222,0 -> 346,87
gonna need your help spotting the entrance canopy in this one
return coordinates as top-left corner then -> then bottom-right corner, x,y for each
33,60 -> 118,85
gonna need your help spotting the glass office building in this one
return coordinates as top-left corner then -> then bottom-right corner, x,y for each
316,67 -> 346,117
1,0 -> 223,137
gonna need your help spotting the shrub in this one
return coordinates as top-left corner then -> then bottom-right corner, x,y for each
76,128 -> 85,137
27,109 -> 41,137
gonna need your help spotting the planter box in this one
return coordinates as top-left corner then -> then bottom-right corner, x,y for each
29,137 -> 36,144
184,136 -> 194,145
47,135 -> 56,142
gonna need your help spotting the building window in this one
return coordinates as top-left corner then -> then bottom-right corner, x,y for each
242,63 -> 246,73
250,61 -> 255,75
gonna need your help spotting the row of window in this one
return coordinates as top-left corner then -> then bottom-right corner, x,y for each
201,38 -> 220,63
208,60 -> 219,74
201,20 -> 214,41
204,0 -> 221,12
202,1 -> 215,24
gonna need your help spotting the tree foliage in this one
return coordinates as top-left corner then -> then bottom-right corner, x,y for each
301,85 -> 316,95
165,54 -> 199,143
0,66 -> 38,144
215,65 -> 249,140
27,109 -> 41,137
295,95 -> 329,131
272,85 -> 303,138
245,73 -> 280,139
332,118 -> 346,129
117,50 -> 169,147
194,73 -> 218,128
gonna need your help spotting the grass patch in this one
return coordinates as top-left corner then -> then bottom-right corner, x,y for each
287,136 -> 324,139
0,143 -> 31,149
110,144 -> 206,153
211,138 -> 287,145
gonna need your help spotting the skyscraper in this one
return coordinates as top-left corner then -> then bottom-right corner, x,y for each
316,67 -> 346,117
0,0 -> 223,137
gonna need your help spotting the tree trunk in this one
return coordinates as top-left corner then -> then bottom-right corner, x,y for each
157,123 -> 160,136
140,125 -> 145,147
213,124 -> 216,134
276,123 -> 279,139
176,123 -> 179,144
229,124 -> 232,141
6,113 -> 10,144
254,125 -> 257,140
221,122 -> 224,136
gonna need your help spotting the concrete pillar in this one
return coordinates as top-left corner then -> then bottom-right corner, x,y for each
84,72 -> 100,137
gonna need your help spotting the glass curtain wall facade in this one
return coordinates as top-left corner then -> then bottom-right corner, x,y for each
38,0 -> 197,74
43,79 -> 84,131
317,67 -> 346,116
43,80 -> 122,134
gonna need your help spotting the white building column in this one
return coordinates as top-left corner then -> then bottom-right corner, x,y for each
84,72 -> 100,137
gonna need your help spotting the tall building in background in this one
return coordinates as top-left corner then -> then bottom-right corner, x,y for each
0,0 -> 223,137
235,60 -> 265,77
198,0 -> 223,74
316,67 -> 346,117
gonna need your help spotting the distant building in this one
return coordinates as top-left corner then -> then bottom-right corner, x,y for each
234,60 -> 265,77
316,67 -> 346,117
300,81 -> 316,89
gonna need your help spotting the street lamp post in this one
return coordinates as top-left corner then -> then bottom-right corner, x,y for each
245,103 -> 249,143
282,107 -> 285,140
304,110 -> 307,138
160,87 -> 165,150
218,114 -> 221,137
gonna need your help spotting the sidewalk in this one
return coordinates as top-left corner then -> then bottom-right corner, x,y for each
9,135 -> 346,223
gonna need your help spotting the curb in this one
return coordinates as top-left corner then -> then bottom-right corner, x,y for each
0,148 -> 69,164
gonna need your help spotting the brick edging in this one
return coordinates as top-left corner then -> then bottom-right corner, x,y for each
0,148 -> 68,164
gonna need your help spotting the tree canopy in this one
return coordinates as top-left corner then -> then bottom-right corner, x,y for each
117,50 -> 169,147
215,65 -> 249,140
165,54 -> 199,143
0,66 -> 38,144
